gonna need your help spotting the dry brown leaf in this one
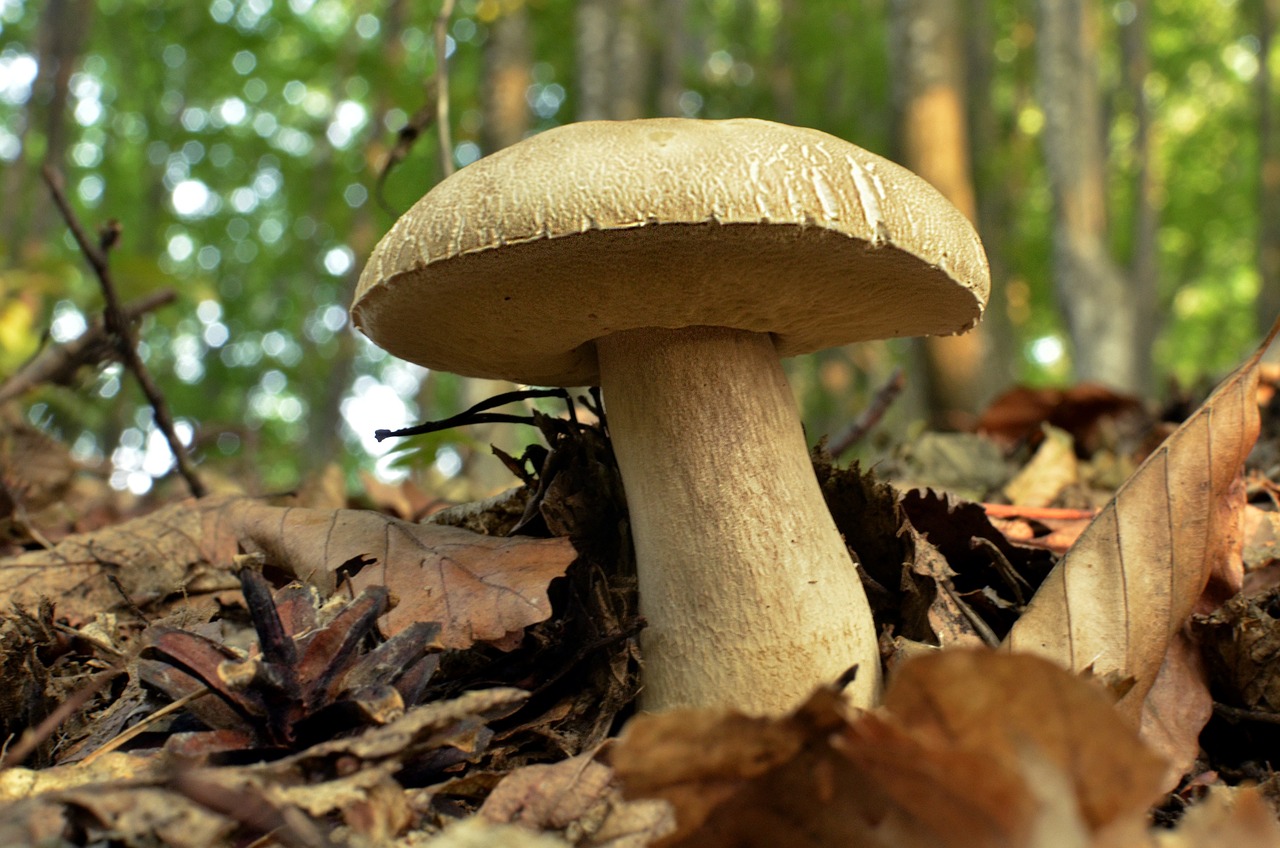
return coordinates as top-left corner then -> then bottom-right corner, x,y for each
882,650 -> 1167,831
1002,424 -> 1079,508
0,498 -> 242,623
1002,323 -> 1280,729
217,496 -> 577,647
612,650 -> 1164,848
483,751 -> 614,831
0,495 -> 575,649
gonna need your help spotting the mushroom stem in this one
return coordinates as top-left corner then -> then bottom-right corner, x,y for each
596,325 -> 882,715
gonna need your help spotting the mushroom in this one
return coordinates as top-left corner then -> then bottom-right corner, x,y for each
352,118 -> 989,715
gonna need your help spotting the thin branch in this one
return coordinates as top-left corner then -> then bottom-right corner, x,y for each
41,165 -> 207,498
0,289 -> 175,404
434,0 -> 457,178
375,387 -> 571,442
829,367 -> 905,458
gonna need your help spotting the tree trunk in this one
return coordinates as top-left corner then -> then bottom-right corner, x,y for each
576,0 -> 651,121
771,0 -> 799,124
656,0 -> 690,116
482,2 -> 532,153
2,0 -> 93,261
306,0 -> 407,463
1037,0 -> 1141,392
575,0 -> 612,120
965,0 -> 1018,388
1120,0 -> 1159,390
890,0 -> 993,427
1257,0 -> 1280,331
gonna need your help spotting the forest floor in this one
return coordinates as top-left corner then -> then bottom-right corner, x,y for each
4,340 -> 1280,846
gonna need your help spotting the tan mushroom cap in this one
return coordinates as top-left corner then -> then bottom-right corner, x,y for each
352,118 -> 990,387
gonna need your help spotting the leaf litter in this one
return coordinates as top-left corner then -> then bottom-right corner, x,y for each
4,326 -> 1280,844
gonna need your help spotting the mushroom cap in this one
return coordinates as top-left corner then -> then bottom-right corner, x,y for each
352,118 -> 990,387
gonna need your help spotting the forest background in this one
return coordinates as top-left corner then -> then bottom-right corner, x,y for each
0,0 -> 1274,500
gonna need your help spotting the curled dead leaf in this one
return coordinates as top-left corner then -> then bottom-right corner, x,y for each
0,495 -> 576,651
1003,323 -> 1280,738
612,650 -> 1165,848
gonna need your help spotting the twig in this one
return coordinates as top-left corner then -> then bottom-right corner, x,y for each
374,91 -> 438,216
969,535 -> 1031,608
41,165 -> 207,498
1213,702 -> 1280,726
0,290 -> 176,404
79,688 -> 210,767
829,367 -> 906,458
939,581 -> 1001,647
375,387 -> 571,441
434,0 -> 456,178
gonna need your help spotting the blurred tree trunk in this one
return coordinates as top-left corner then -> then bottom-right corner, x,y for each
771,0 -> 799,124
890,0 -> 993,427
1119,0 -> 1160,389
482,2 -> 532,152
1037,0 -> 1142,392
966,0 -> 1018,389
656,0 -> 690,116
576,0 -> 651,120
2,0 -> 93,262
306,0 -> 409,464
1257,0 -> 1280,331
458,1 -> 536,495
576,0 -> 612,120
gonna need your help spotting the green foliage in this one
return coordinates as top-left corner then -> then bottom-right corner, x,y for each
0,0 -> 1272,494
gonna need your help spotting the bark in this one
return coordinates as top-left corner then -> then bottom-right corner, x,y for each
2,0 -> 93,260
575,0 -> 612,120
481,2 -> 532,153
610,0 -> 650,119
890,0 -> 993,426
576,0 -> 652,120
1120,0 -> 1159,390
1257,0 -> 1280,331
656,0 -> 689,116
771,0 -> 799,124
966,0 -> 1018,385
306,0 -> 408,462
1037,0 -> 1141,392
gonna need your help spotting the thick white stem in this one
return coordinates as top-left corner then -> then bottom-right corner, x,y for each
596,326 -> 881,714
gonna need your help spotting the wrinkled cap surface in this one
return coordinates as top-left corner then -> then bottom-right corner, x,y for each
352,117 -> 990,387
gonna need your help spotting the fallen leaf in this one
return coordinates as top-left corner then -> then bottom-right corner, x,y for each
613,650 -> 1165,848
0,498 -> 242,624
219,497 -> 576,647
0,495 -> 576,650
977,382 -> 1146,456
482,750 -> 614,830
481,749 -> 675,847
1196,585 -> 1280,712
1002,424 -> 1079,508
1002,322 -> 1280,732
1136,630 -> 1213,787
